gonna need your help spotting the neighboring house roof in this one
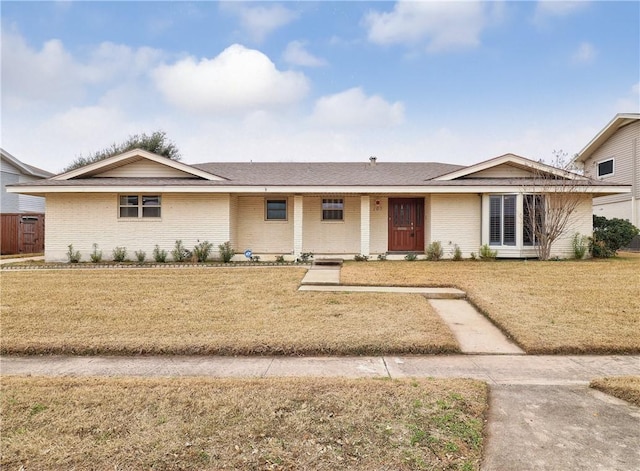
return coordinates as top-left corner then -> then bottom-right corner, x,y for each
573,113 -> 640,164
6,149 -> 630,195
0,148 -> 54,178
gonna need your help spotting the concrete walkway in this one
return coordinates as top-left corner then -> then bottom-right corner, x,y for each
301,264 -> 521,354
0,255 -> 44,265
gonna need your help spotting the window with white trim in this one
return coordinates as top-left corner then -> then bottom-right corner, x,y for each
596,158 -> 614,178
489,195 -> 516,246
265,199 -> 287,220
322,198 -> 344,221
119,195 -> 161,218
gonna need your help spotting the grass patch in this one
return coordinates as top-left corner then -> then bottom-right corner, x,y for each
341,253 -> 640,354
590,376 -> 640,407
0,268 -> 457,355
1,376 -> 487,470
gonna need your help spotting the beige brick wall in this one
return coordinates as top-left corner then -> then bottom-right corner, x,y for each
302,196 -> 361,254
430,194 -> 482,258
44,193 -> 231,262
236,196 -> 293,253
369,196 -> 388,254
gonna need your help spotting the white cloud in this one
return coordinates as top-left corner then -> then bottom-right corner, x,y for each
310,87 -> 404,128
533,1 -> 589,26
152,44 -> 309,113
220,3 -> 298,43
571,42 -> 596,65
283,40 -> 327,67
615,82 -> 640,112
363,1 -> 489,52
1,29 -> 163,109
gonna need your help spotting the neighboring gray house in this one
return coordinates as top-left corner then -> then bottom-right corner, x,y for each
1,149 -> 53,254
572,113 -> 640,228
1,148 -> 53,213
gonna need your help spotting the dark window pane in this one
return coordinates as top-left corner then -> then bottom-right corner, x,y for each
142,195 -> 160,206
322,199 -> 343,221
142,207 -> 161,218
489,196 -> 501,245
266,200 -> 287,220
120,207 -> 139,218
597,159 -> 613,177
503,195 -> 516,245
120,195 -> 138,206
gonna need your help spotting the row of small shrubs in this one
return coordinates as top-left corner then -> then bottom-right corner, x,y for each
68,240 -> 231,264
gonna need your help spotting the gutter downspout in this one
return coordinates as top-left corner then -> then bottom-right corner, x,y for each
632,137 -> 638,227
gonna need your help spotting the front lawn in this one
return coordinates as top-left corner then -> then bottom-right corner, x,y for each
0,376 -> 487,470
341,253 -> 640,354
590,376 -> 640,407
0,268 -> 457,355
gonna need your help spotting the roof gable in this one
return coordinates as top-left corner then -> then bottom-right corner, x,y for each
574,113 -> 640,164
435,153 -> 585,181
51,149 -> 226,181
0,148 -> 53,178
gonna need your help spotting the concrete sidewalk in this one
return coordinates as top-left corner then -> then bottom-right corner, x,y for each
3,355 -> 639,470
2,354 -> 638,383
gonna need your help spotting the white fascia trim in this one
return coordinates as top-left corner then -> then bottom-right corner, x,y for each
7,185 -> 631,195
573,113 -> 640,164
1,149 -> 52,178
51,149 -> 223,181
435,154 -> 583,181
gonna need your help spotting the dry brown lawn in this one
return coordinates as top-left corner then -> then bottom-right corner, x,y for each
0,268 -> 457,355
590,376 -> 640,407
341,253 -> 640,354
1,376 -> 486,470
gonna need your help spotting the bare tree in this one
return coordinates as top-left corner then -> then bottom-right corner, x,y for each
524,155 -> 590,260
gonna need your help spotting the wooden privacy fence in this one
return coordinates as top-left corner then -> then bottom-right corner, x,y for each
1,213 -> 45,255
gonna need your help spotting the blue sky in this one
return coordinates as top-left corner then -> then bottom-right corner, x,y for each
2,1 -> 639,172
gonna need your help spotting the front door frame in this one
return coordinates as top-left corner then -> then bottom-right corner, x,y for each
388,198 -> 425,252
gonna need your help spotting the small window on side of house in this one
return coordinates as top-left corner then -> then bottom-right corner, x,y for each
597,158 -> 614,178
266,199 -> 287,220
322,198 -> 344,221
119,195 -> 161,218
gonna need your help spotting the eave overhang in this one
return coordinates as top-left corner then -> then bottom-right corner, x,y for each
7,184 -> 631,196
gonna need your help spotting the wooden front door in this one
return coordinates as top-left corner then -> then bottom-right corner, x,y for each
388,198 -> 424,252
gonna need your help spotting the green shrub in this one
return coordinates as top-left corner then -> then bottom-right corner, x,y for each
172,240 -> 191,262
219,241 -> 235,263
112,247 -> 127,263
275,255 -> 286,263
153,245 -> 168,263
404,252 -> 417,261
591,216 -> 639,258
571,232 -> 589,259
192,240 -> 213,263
479,244 -> 497,260
66,244 -> 81,263
426,241 -> 443,261
452,244 -> 463,261
354,254 -> 369,261
134,250 -> 146,263
90,243 -> 103,263
470,252 -> 477,261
